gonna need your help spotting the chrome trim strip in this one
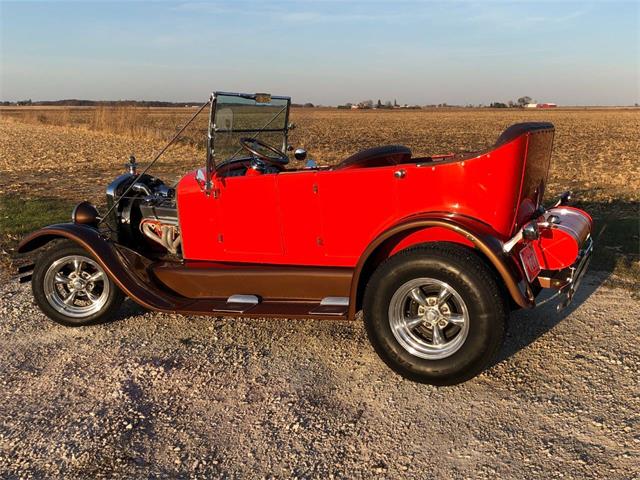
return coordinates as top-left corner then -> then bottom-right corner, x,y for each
214,91 -> 291,101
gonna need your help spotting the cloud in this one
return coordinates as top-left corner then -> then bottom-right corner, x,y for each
464,2 -> 593,26
169,1 -> 436,24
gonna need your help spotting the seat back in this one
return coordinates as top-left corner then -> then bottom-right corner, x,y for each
335,145 -> 412,170
494,122 -> 554,148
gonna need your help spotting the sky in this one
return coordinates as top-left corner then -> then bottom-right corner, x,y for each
1,0 -> 638,105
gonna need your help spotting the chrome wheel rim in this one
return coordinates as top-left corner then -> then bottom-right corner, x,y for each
43,255 -> 109,318
388,278 -> 469,360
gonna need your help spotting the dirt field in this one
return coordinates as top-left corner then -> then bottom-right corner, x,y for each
0,108 -> 638,478
2,106 -> 639,204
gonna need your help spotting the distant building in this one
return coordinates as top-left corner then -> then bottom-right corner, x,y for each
525,102 -> 557,108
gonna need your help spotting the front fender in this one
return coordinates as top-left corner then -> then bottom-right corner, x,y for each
348,213 -> 535,319
18,223 -> 101,254
18,223 -> 183,311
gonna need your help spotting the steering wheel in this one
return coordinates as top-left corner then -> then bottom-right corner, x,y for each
239,138 -> 289,170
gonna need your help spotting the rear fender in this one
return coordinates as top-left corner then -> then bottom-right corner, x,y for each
18,223 -> 183,311
349,213 -> 535,319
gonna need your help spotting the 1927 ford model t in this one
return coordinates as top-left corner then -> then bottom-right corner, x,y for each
17,92 -> 593,385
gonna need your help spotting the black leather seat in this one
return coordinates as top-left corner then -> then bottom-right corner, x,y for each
335,145 -> 412,170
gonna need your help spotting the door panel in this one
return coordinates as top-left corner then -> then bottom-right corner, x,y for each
317,167 -> 398,261
218,174 -> 283,257
277,171 -> 324,264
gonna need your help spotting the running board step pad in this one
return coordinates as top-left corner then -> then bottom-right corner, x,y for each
308,297 -> 349,316
212,294 -> 260,313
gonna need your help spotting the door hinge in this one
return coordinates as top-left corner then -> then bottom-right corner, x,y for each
312,184 -> 318,194
218,233 -> 224,243
213,188 -> 220,199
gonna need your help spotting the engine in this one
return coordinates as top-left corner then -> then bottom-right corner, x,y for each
105,172 -> 181,256
139,201 -> 181,254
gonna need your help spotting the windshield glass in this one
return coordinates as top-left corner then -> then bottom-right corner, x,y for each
212,93 -> 290,163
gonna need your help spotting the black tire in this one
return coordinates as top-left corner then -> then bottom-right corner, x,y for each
363,243 -> 507,385
31,240 -> 124,327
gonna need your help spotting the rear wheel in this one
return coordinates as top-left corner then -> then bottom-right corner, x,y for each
32,241 -> 124,326
363,243 -> 507,385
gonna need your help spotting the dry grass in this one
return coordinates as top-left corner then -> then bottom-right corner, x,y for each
0,106 -> 202,146
1,106 -> 638,281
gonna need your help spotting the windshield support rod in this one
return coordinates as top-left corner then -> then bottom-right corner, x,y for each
99,98 -> 211,225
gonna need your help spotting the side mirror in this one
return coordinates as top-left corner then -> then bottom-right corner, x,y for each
196,168 -> 211,193
294,148 -> 307,161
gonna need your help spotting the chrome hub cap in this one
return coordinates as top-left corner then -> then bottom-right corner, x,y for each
43,255 -> 109,318
388,278 -> 469,360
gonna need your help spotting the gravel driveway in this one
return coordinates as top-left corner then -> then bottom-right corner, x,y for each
0,272 -> 638,479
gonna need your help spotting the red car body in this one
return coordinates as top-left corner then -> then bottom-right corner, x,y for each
179,126 -> 552,265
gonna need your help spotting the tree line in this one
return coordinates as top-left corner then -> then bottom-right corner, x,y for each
1,99 -> 203,107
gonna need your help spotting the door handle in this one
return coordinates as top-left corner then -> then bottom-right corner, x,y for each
394,169 -> 406,179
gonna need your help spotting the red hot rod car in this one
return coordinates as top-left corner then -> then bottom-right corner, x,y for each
18,92 -> 593,385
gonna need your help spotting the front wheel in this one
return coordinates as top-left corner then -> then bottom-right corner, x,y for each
31,240 -> 124,326
363,243 -> 507,385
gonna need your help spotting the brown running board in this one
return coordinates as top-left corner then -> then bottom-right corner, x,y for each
172,298 -> 349,320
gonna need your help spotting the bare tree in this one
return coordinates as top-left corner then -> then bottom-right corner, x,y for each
517,96 -> 533,106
